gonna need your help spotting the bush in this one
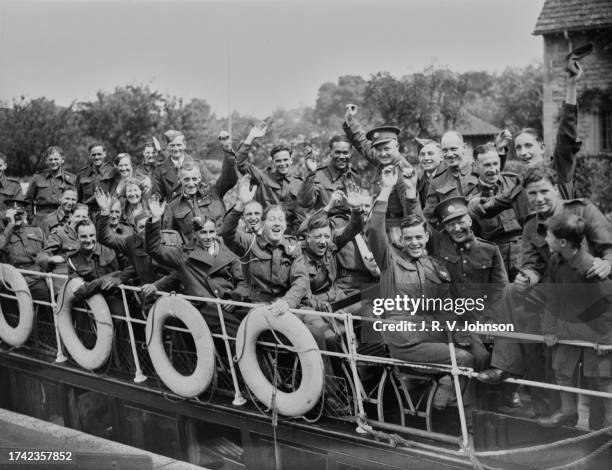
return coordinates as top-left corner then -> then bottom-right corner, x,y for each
574,154 -> 612,214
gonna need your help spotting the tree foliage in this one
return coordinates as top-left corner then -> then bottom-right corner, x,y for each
0,63 -> 544,177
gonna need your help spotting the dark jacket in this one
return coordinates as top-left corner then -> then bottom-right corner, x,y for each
220,208 -> 310,308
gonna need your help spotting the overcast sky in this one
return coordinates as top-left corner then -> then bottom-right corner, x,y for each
0,0 -> 545,117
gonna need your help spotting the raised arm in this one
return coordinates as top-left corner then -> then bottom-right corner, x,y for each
94,189 -> 129,254
297,148 -> 321,210
365,167 -> 398,271
553,66 -> 583,191
235,120 -> 268,182
219,174 -> 258,257
342,104 -> 377,166
214,131 -> 238,198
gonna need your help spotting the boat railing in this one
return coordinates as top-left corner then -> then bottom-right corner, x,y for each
2,268 -> 612,455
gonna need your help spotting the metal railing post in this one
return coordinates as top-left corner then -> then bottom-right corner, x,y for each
47,276 -> 67,363
216,301 -> 246,406
120,286 -> 147,383
344,312 -> 368,434
448,340 -> 469,448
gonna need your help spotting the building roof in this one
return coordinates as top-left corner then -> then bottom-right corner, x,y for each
534,0 -> 612,35
457,112 -> 501,137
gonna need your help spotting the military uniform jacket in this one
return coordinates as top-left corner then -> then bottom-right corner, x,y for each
342,119 -> 412,222
25,169 -> 76,210
76,162 -> 118,205
465,173 -> 529,241
0,176 -> 24,210
417,165 -> 444,209
522,198 -> 612,278
40,208 -> 70,237
236,143 -> 304,231
422,165 -> 479,226
151,154 -> 218,201
0,224 -> 44,271
37,224 -> 80,273
301,209 -> 363,310
96,214 -> 180,290
146,219 -> 247,301
429,229 -> 508,319
366,200 -> 464,346
221,208 -> 310,308
298,162 -> 361,216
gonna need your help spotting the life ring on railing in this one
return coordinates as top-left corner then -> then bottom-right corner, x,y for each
146,295 -> 215,397
56,277 -> 114,370
235,306 -> 325,417
0,264 -> 34,347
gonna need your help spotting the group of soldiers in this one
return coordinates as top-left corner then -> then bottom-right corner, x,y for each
1,55 -> 611,430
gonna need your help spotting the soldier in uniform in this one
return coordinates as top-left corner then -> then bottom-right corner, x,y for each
429,196 -> 509,323
138,139 -> 160,178
25,146 -> 76,226
221,175 -> 310,317
67,219 -> 126,314
0,196 -> 49,301
39,188 -> 78,237
298,135 -> 361,219
162,145 -> 237,241
478,166 -> 612,416
422,131 -> 479,227
466,143 -> 530,280
366,168 -> 489,408
37,203 -> 91,294
509,50 -> 583,199
537,213 -> 612,428
415,139 -> 444,208
107,198 -> 134,238
76,143 -> 119,215
342,105 -> 411,229
151,130 -> 215,201
235,121 -> 305,234
0,153 -> 24,212
301,191 -> 363,315
146,201 -> 249,337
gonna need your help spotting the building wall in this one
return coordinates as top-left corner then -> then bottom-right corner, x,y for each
541,29 -> 612,156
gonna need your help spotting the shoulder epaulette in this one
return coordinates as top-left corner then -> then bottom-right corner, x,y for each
475,236 -> 497,247
563,198 -> 587,205
5,176 -> 20,183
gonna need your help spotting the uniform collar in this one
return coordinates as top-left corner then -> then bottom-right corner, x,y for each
452,233 -> 475,251
258,234 -> 297,254
327,162 -> 355,182
80,243 -> 102,259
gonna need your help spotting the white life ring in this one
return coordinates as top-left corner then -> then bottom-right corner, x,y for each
56,277 -> 114,370
236,306 -> 325,417
0,264 -> 34,347
146,295 -> 215,397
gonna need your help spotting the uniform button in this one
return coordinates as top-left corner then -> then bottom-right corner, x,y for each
444,257 -> 448,260
463,274 -> 467,277
463,260 -> 467,263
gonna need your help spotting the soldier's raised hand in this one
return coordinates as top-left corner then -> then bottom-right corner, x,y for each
401,164 -> 418,198
381,165 -> 398,188
237,174 -> 257,205
149,194 -> 166,222
495,129 -> 512,154
345,103 -> 358,122
324,189 -> 346,212
218,131 -> 232,152
304,145 -> 319,173
246,120 -> 268,143
345,181 -> 362,209
95,188 -> 113,214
